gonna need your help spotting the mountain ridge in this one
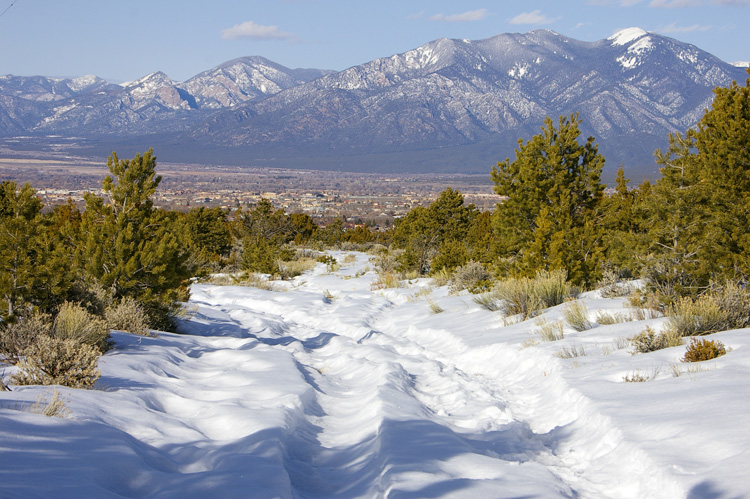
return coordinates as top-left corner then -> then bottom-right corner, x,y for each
0,28 -> 746,177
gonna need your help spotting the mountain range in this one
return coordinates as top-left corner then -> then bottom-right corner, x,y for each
1,28 -> 747,179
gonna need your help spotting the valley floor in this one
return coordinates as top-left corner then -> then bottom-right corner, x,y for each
1,251 -> 749,498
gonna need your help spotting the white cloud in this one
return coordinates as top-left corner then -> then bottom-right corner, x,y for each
658,21 -> 712,32
221,21 -> 295,41
430,9 -> 488,22
407,10 -> 426,20
649,0 -> 702,7
712,0 -> 750,4
510,9 -> 558,24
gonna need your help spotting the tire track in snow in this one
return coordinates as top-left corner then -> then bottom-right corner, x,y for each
366,311 -> 686,499
184,279 -> 685,498
220,289 -> 575,498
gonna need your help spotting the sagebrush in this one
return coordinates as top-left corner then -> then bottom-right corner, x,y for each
12,335 -> 101,389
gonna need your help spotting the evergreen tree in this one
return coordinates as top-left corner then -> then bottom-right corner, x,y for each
491,114 -> 605,285
180,206 -> 232,271
33,200 -> 82,312
392,188 -> 477,274
0,182 -> 43,319
239,198 -> 295,245
693,68 -> 750,278
644,132 -> 712,298
81,150 -> 191,328
600,166 -> 640,277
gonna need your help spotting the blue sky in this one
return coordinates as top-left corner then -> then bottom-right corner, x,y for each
1,0 -> 748,82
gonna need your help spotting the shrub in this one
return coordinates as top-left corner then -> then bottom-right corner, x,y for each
496,269 -> 573,319
473,291 -> 501,311
242,237 -> 281,275
666,281 -> 750,337
449,261 -> 491,294
629,326 -> 682,354
53,302 -> 110,351
598,268 -> 633,298
105,297 -> 150,336
562,300 -> 592,331
681,337 -> 726,363
371,271 -> 401,290
278,257 -> 317,279
68,277 -> 114,316
0,312 -> 52,365
12,335 -> 101,389
316,254 -> 339,272
373,249 -> 400,273
430,267 -> 451,287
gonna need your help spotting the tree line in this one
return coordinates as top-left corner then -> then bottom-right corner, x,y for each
394,69 -> 750,307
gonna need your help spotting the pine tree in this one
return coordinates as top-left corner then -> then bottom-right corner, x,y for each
642,69 -> 750,297
81,150 -> 191,328
491,114 -> 605,285
392,188 -> 477,274
180,206 -> 232,271
693,68 -> 750,278
0,182 -> 43,319
600,166 -> 640,277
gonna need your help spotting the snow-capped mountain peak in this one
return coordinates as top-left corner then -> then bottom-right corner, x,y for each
609,27 -> 648,46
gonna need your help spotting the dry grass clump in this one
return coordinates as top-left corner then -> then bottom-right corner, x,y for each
622,367 -> 660,382
595,311 -> 633,325
449,261 -> 492,294
105,297 -> 151,336
562,300 -> 592,331
11,335 -> 101,389
30,389 -> 71,418
473,291 -> 502,311
371,271 -> 402,290
278,257 -> 317,279
496,269 -> 574,319
681,337 -> 727,363
430,267 -> 452,287
666,282 -> 750,337
536,319 -> 564,342
53,302 -> 110,351
629,326 -> 683,354
428,299 -> 444,314
555,343 -> 587,358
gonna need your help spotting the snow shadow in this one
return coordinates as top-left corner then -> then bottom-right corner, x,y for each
688,481 -> 743,499
286,417 -> 566,498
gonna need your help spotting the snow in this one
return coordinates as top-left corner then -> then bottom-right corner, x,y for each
732,61 -> 750,68
609,27 -> 647,46
68,75 -> 101,92
2,251 -> 750,498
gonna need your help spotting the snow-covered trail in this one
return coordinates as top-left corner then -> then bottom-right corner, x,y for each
178,253 -> 683,498
3,251 -> 749,498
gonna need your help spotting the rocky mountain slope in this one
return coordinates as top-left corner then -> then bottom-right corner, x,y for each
0,29 -> 745,176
